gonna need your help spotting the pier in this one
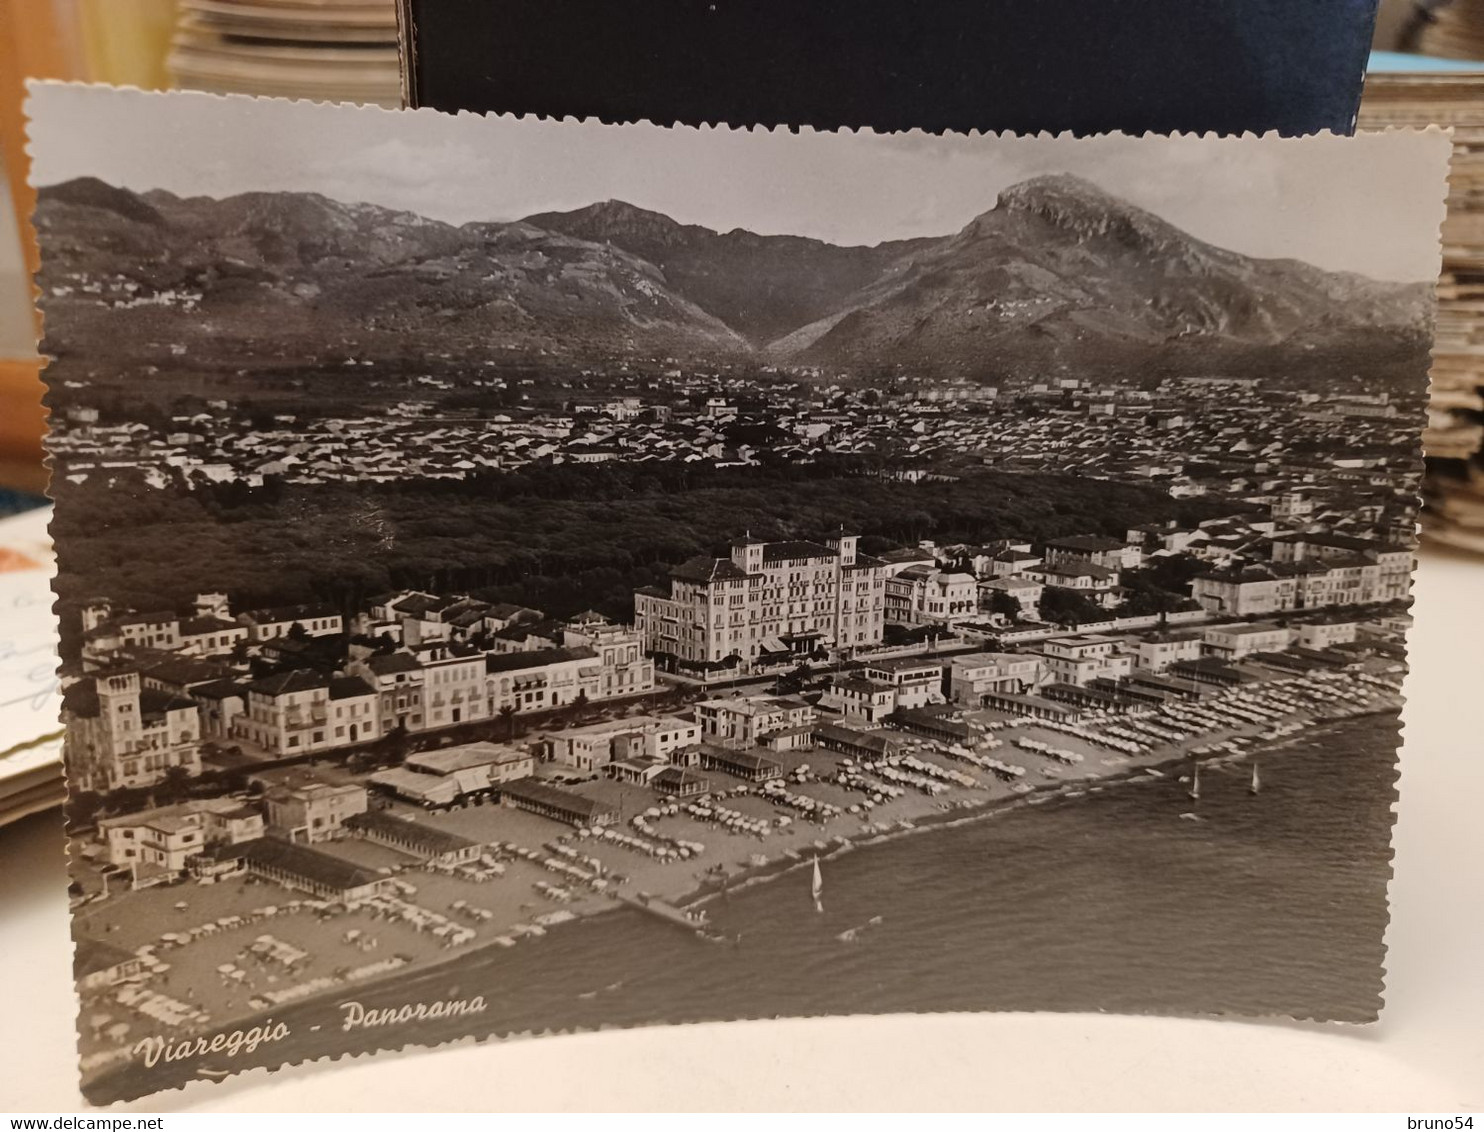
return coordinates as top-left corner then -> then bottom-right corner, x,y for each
618,892 -> 713,935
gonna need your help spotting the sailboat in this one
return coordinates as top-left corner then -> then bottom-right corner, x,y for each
811,855 -> 824,914
1249,762 -> 1262,795
1187,761 -> 1201,802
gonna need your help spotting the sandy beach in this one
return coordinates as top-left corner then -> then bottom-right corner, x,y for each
71,657 -> 1405,1088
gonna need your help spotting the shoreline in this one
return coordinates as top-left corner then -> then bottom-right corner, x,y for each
673,704 -> 1395,913
80,698 -> 1399,1102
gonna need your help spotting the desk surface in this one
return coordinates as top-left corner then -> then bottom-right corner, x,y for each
2,550 -> 1481,1113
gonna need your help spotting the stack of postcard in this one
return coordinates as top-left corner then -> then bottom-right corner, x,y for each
1413,0 -> 1484,61
0,505 -> 63,827
1360,71 -> 1484,550
167,0 -> 401,106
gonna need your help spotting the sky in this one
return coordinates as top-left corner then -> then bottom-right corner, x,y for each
26,83 -> 1451,282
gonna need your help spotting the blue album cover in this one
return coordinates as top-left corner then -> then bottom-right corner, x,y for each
400,0 -> 1381,136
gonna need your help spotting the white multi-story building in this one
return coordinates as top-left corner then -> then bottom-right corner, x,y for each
1193,550 -> 1404,618
327,675 -> 380,746
1269,534 -> 1413,603
1190,565 -> 1301,617
485,646 -> 598,716
694,695 -> 816,749
633,532 -> 885,672
98,798 -> 264,874
259,771 -> 368,844
415,643 -> 491,730
1136,631 -> 1203,673
237,603 -> 343,642
234,670 -> 335,756
858,657 -> 944,709
979,574 -> 1044,618
1027,561 -> 1121,604
819,674 -> 898,724
1297,622 -> 1358,650
1037,636 -> 1131,686
232,671 -> 376,755
346,652 -> 426,734
884,565 -> 978,627
1202,623 -> 1294,661
561,613 -> 656,700
1042,536 -> 1142,572
62,670 -> 203,793
536,714 -> 701,775
948,652 -> 1044,705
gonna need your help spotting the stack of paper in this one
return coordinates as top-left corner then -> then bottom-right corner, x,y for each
1360,72 -> 1484,552
0,506 -> 63,827
1413,0 -> 1484,63
166,0 -> 402,107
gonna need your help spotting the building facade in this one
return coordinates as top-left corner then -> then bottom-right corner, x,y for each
948,652 -> 1044,705
884,566 -> 978,627
694,695 -> 816,749
536,714 -> 701,775
98,798 -> 264,874
62,671 -> 203,793
1038,636 -> 1131,686
633,533 -> 886,671
261,775 -> 369,843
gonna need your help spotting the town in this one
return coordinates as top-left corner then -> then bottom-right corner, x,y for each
63,493 -> 1412,1082
46,366 -> 1420,508
51,362 -> 1422,1082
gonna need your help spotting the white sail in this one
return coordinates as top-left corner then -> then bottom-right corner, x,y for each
1188,763 -> 1201,801
811,856 -> 824,914
1250,763 -> 1261,794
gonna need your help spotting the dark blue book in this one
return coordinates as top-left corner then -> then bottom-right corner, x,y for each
399,0 -> 1379,136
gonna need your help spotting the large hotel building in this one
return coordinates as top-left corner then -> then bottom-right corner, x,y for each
634,532 -> 886,669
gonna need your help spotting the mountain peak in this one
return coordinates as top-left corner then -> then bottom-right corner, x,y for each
996,172 -> 1121,212
531,199 -> 687,242
38,176 -> 164,226
990,172 -> 1182,251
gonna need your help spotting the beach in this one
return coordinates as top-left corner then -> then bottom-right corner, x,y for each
74,661 -> 1405,1103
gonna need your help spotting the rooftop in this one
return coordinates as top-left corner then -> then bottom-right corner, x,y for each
670,556 -> 752,584
73,937 -> 142,979
407,742 -> 531,774
328,675 -> 376,700
760,539 -> 837,563
359,652 -> 424,676
245,670 -> 329,697
501,777 -> 614,820
1045,535 -> 1127,552
343,811 -> 478,856
485,646 -> 597,674
222,838 -> 385,893
241,602 -> 339,624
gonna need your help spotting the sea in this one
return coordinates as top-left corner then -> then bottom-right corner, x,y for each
91,712 -> 1401,1103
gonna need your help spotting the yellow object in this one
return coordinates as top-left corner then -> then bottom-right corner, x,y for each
77,0 -> 176,89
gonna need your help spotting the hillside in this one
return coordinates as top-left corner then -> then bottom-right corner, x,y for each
34,173 -> 1431,388
34,178 -> 747,370
524,199 -> 930,345
770,174 -> 1432,378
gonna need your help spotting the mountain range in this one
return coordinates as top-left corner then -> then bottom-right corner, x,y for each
34,173 -> 1432,384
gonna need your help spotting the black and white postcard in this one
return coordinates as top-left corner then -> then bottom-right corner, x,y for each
25,84 -> 1447,1104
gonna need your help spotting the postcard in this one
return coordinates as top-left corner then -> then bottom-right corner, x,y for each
25,83 -> 1446,1104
